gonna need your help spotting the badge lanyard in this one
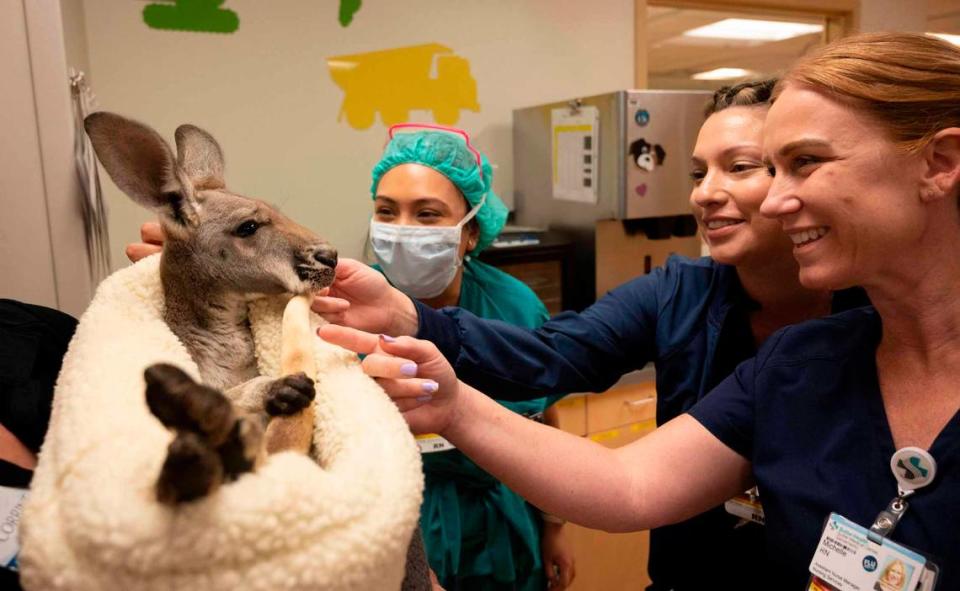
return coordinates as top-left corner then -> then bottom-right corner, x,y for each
807,447 -> 941,591
869,447 -> 937,544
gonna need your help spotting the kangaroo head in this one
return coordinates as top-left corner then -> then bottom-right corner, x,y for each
85,112 -> 336,296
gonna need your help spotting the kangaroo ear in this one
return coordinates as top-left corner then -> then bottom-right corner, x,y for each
175,124 -> 225,190
84,112 -> 199,226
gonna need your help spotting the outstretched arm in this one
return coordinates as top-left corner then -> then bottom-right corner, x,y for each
316,263 -> 667,400
319,325 -> 752,533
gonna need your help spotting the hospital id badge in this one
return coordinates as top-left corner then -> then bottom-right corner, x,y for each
415,433 -> 455,454
724,487 -> 765,525
0,485 -> 27,571
807,513 -> 939,591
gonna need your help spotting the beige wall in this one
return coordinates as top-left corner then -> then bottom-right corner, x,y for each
859,0 -> 928,32
65,0 -> 634,267
1,0 -> 91,317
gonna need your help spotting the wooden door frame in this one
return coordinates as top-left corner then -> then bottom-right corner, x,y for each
634,0 -> 858,87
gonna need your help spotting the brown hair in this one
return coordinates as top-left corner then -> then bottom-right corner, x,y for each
704,78 -> 777,117
778,32 -> 960,153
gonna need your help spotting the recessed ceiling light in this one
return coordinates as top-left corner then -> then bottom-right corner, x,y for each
691,67 -> 756,81
929,32 -> 960,46
684,18 -> 823,42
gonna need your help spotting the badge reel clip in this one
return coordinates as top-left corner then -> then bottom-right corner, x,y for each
871,447 -> 937,544
870,447 -> 940,590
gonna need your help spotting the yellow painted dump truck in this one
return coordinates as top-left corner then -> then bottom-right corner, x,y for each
327,43 -> 480,130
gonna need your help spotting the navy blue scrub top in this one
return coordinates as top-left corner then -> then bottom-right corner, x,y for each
413,255 -> 868,590
690,307 -> 960,590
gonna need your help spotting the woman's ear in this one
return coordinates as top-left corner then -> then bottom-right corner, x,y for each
921,128 -> 960,202
465,220 -> 480,252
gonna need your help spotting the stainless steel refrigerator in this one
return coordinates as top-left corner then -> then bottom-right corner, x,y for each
513,90 -> 712,309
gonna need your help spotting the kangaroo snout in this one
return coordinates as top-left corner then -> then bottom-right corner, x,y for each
312,244 -> 338,269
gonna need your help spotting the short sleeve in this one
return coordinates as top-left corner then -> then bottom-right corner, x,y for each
687,357 -> 756,459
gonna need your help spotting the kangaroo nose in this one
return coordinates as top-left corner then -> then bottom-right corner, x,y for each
312,245 -> 338,269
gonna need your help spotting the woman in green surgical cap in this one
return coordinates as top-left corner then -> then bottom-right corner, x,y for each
369,125 -> 575,590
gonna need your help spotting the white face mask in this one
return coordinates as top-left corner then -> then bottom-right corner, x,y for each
370,196 -> 485,299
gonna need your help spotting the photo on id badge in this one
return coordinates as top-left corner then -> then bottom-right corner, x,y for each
874,558 -> 912,591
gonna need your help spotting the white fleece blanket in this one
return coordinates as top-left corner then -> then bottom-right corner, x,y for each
19,255 -> 424,591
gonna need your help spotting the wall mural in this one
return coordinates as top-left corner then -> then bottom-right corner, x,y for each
327,43 -> 480,130
142,0 -> 239,34
339,0 -> 362,27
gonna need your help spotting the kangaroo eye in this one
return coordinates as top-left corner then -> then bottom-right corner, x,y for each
234,220 -> 259,237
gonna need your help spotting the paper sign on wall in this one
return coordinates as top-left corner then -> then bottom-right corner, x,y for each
551,106 -> 599,203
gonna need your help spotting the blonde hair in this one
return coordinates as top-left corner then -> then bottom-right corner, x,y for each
778,32 -> 960,153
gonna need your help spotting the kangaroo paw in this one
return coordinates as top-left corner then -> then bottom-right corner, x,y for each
264,372 -> 316,416
144,363 -> 237,447
156,431 -> 223,504
146,363 -> 260,502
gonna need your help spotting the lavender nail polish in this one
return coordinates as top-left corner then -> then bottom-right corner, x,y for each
416,395 -> 433,403
400,362 -> 418,377
380,334 -> 396,343
422,381 -> 438,394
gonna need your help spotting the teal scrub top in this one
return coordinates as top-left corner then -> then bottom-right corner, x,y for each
377,258 -> 563,589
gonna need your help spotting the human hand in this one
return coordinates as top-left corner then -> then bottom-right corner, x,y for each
317,325 -> 462,435
0,422 -> 36,471
541,522 -> 576,589
311,258 -> 418,337
126,221 -> 164,262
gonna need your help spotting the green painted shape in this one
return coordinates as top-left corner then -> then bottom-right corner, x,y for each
339,0 -> 362,27
143,0 -> 239,34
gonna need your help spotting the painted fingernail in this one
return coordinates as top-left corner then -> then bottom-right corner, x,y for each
380,334 -> 396,343
400,362 -> 418,377
421,381 -> 438,394
416,395 -> 433,403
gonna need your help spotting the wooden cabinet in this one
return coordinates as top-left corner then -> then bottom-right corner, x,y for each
553,395 -> 586,436
552,375 -> 657,590
584,382 -> 656,435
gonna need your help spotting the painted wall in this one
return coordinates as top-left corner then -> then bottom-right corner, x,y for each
2,0 -> 92,317
67,0 -> 633,266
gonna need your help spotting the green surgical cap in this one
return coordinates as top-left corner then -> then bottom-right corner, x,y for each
370,130 -> 508,254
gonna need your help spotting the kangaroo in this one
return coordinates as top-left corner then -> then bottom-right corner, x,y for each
75,113 -> 431,591
84,112 -> 336,504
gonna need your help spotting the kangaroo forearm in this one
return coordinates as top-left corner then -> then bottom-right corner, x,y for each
225,376 -> 275,415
